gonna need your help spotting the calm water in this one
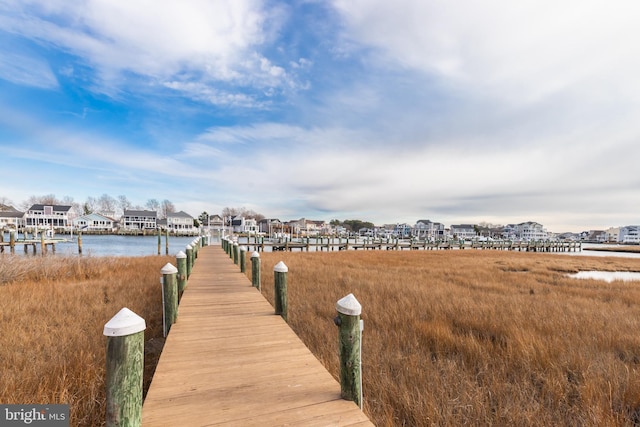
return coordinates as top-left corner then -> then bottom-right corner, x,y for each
568,271 -> 640,282
1,233 -> 210,257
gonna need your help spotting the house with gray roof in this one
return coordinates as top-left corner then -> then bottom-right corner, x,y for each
25,204 -> 76,232
121,209 -> 157,230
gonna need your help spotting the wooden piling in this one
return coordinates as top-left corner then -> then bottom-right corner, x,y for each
233,242 -> 239,265
104,307 -> 146,427
78,231 -> 83,255
239,246 -> 246,273
251,251 -> 261,290
10,230 -> 15,253
165,229 -> 169,255
176,251 -> 187,301
335,293 -> 363,409
185,244 -> 193,278
274,261 -> 288,321
161,263 -> 179,337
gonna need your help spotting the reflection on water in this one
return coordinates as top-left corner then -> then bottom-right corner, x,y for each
568,271 -> 640,282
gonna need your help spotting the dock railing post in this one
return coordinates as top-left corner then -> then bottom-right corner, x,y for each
239,246 -> 247,273
161,263 -> 179,337
233,242 -> 239,265
274,261 -> 288,321
78,231 -> 83,255
104,307 -> 146,427
176,251 -> 187,301
165,229 -> 169,255
9,230 -> 15,253
251,251 -> 261,289
334,293 -> 363,409
185,244 -> 193,278
157,228 -> 161,255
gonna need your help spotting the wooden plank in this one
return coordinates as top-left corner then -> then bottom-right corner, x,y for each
142,245 -> 374,426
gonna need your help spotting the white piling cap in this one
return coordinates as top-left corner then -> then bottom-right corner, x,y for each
251,251 -> 260,258
233,242 -> 239,246
103,307 -> 146,337
176,250 -> 187,259
186,244 -> 193,250
336,293 -> 362,316
240,246 -> 247,251
274,261 -> 288,272
161,263 -> 178,274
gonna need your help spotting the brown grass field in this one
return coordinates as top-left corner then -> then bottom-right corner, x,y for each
3,249 -> 640,426
250,249 -> 640,426
0,255 -> 167,426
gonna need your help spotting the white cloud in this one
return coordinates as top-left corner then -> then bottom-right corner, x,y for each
0,50 -> 58,89
0,0 -> 293,101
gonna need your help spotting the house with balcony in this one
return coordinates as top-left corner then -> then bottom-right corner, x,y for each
503,222 -> 548,241
450,224 -> 477,240
413,220 -> 445,240
121,210 -> 157,230
620,225 -> 640,243
166,211 -> 196,235
0,206 -> 25,230
73,212 -> 116,233
25,204 -> 77,232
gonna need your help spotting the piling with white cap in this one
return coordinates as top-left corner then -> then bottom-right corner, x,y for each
251,251 -> 261,289
335,293 -> 363,409
161,263 -> 179,337
274,261 -> 288,321
104,307 -> 146,426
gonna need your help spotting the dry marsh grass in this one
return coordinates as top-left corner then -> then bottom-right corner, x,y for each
252,250 -> 640,426
0,255 -> 167,426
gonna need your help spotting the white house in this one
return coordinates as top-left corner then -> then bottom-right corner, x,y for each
0,208 -> 25,230
413,220 -> 445,240
121,210 -> 157,230
73,212 -> 116,232
450,224 -> 476,240
25,204 -> 76,232
620,225 -> 640,243
504,222 -> 548,241
166,211 -> 196,234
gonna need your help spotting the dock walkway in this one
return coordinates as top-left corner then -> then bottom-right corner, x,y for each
142,245 -> 373,426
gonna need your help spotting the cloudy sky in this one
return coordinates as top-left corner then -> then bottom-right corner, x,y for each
1,1 -> 638,232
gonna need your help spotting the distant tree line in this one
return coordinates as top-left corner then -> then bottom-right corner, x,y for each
330,219 -> 375,232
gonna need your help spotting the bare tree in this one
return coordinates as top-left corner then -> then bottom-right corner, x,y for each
97,194 -> 117,213
146,199 -> 160,215
83,197 -> 98,214
160,199 -> 176,219
0,196 -> 14,208
117,195 -> 131,216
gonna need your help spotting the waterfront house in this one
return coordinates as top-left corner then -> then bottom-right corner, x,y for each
166,211 -> 196,234
25,204 -> 77,232
450,224 -> 477,240
230,216 -> 259,234
413,220 -> 445,240
620,225 -> 640,243
0,207 -> 25,230
73,212 -> 116,232
121,209 -> 157,230
503,222 -> 548,241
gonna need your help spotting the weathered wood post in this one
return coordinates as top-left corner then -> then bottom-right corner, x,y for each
157,228 -> 161,255
165,229 -> 169,255
161,263 -> 178,337
233,242 -> 239,265
9,230 -> 15,254
274,261 -> 288,321
40,230 -> 45,253
78,231 -> 83,255
239,246 -> 247,273
334,293 -> 363,409
176,251 -> 187,301
251,251 -> 261,289
185,244 -> 193,278
104,307 -> 146,427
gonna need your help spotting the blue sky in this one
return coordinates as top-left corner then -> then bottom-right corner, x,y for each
1,0 -> 639,232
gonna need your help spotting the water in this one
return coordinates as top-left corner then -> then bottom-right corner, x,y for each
568,271 -> 640,282
1,232 -> 209,257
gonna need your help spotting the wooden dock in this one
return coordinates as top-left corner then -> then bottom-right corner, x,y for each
141,245 -> 373,426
